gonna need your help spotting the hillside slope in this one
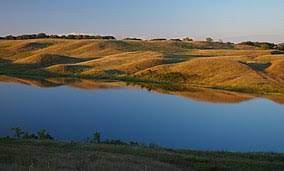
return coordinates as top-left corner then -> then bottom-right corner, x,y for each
0,39 -> 284,95
136,57 -> 283,93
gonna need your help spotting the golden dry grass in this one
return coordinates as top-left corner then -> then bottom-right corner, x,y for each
13,53 -> 84,67
266,58 -> 284,80
137,57 -> 284,93
1,39 -> 284,95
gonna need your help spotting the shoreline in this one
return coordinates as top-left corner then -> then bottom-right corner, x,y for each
1,72 -> 284,97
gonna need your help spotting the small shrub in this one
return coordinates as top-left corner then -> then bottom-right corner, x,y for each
183,37 -> 193,41
10,128 -> 24,139
103,139 -> 127,145
170,39 -> 182,42
271,50 -> 284,55
124,38 -> 142,41
90,132 -> 101,144
206,37 -> 213,43
150,38 -> 167,41
277,43 -> 284,51
37,129 -> 54,140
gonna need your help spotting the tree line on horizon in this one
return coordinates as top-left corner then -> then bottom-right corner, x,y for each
0,33 -> 116,40
0,33 -> 284,50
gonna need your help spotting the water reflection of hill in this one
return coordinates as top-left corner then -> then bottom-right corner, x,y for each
0,75 -> 283,104
0,75 -> 124,89
266,96 -> 284,105
172,88 -> 254,103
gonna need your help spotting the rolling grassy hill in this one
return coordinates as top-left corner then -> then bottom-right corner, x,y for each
1,39 -> 284,95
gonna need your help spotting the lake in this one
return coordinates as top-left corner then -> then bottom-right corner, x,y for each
1,77 -> 284,153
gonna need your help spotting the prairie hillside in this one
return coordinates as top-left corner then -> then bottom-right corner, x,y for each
1,39 -> 284,95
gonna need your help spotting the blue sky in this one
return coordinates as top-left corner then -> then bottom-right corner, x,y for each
1,0 -> 284,42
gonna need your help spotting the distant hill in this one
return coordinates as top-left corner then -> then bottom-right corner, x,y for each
1,39 -> 284,95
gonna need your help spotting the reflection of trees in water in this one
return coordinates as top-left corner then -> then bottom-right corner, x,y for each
0,75 -> 123,89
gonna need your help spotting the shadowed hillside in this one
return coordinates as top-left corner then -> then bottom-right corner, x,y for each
14,53 -> 86,67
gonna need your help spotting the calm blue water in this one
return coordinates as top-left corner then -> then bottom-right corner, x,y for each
1,82 -> 284,152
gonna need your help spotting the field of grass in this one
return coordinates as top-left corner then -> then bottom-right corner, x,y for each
1,39 -> 284,95
1,138 -> 284,171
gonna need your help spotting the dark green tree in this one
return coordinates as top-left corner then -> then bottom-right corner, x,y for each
183,37 -> 193,41
206,37 -> 213,43
5,35 -> 16,40
23,132 -> 38,139
36,33 -> 48,39
37,129 -> 54,140
278,43 -> 284,50
11,127 -> 24,139
91,132 -> 101,143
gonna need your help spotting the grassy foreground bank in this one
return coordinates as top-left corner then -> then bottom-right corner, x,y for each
1,138 -> 284,171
